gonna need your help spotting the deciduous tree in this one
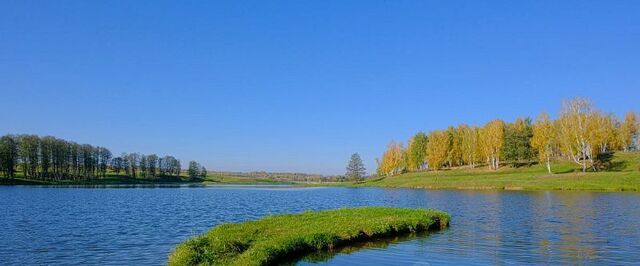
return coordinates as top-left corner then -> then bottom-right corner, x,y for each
531,112 -> 556,174
426,130 -> 449,170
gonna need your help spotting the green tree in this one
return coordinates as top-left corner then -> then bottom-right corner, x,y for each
200,165 -> 208,179
18,135 -> 40,178
188,161 -> 201,179
502,117 -> 535,167
0,135 -> 18,178
345,153 -> 367,181
406,132 -> 428,171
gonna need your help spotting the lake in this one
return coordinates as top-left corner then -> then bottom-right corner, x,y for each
1,185 -> 639,265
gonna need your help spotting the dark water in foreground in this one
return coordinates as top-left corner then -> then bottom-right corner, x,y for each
1,185 -> 639,265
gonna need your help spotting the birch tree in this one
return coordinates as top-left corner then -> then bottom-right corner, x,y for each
426,130 -> 449,170
619,112 -> 638,151
531,112 -> 555,174
479,119 -> 505,170
556,97 -> 596,172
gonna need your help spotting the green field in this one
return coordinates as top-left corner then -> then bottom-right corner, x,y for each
168,207 -> 449,266
355,152 -> 640,191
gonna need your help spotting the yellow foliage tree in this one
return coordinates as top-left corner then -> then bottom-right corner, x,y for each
531,112 -> 555,174
446,126 -> 463,167
479,119 -> 504,170
459,124 -> 479,168
619,112 -> 638,151
426,130 -> 449,170
556,97 -> 597,172
587,113 -> 620,156
378,141 -> 405,176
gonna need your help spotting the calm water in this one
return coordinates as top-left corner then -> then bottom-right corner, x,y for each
1,185 -> 639,265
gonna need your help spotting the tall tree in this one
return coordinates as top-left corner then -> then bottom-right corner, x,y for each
425,130 -> 449,170
459,124 -> 479,168
147,154 -> 158,178
406,132 -> 428,171
0,135 -> 18,178
502,117 -> 535,167
531,112 -> 556,174
378,142 -> 405,176
345,153 -> 367,181
200,165 -> 208,179
446,126 -> 463,167
619,112 -> 638,151
187,161 -> 201,179
18,135 -> 40,178
479,119 -> 505,170
556,97 -> 597,172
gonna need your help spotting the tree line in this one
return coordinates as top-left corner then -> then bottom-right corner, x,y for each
0,134 -> 207,180
377,97 -> 639,176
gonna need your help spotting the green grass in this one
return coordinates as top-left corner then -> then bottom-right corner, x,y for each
168,207 -> 450,266
357,152 -> 640,191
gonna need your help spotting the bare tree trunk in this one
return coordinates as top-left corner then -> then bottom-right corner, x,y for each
546,157 -> 551,174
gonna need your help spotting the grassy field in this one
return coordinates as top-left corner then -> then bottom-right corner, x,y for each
168,207 -> 449,266
356,152 -> 640,191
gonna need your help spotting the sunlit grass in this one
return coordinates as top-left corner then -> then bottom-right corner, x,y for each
358,152 -> 640,191
168,207 -> 449,266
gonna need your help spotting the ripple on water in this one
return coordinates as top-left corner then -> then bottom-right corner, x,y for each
0,187 -> 639,265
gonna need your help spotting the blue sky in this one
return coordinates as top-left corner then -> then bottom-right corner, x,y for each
1,1 -> 639,175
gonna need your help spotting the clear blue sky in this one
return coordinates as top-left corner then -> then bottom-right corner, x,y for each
1,1 -> 639,175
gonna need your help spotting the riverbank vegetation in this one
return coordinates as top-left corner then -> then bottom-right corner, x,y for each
377,97 -> 639,177
168,207 -> 449,266
0,134 -> 207,183
361,151 -> 640,191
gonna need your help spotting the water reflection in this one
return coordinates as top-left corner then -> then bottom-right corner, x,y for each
0,187 -> 638,265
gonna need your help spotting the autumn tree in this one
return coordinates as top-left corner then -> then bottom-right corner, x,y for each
378,141 -> 405,176
459,124 -> 480,168
446,126 -> 463,167
587,113 -> 620,155
426,130 -> 449,170
619,112 -> 638,151
556,97 -> 596,172
479,119 -> 505,170
531,112 -> 556,174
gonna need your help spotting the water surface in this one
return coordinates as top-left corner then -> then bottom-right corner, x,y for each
1,185 -> 639,265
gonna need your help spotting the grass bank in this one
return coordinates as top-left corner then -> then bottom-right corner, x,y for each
357,152 -> 640,191
168,207 -> 450,266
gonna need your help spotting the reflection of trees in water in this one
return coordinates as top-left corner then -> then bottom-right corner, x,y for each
281,231 -> 435,265
551,192 -> 598,263
535,192 -> 600,264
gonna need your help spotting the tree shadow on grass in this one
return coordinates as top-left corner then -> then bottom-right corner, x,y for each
553,168 -> 576,174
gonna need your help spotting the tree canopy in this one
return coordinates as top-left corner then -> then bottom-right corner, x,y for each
376,97 -> 639,176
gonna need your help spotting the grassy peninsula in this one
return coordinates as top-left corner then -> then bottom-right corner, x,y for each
356,152 -> 640,191
168,207 -> 450,266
